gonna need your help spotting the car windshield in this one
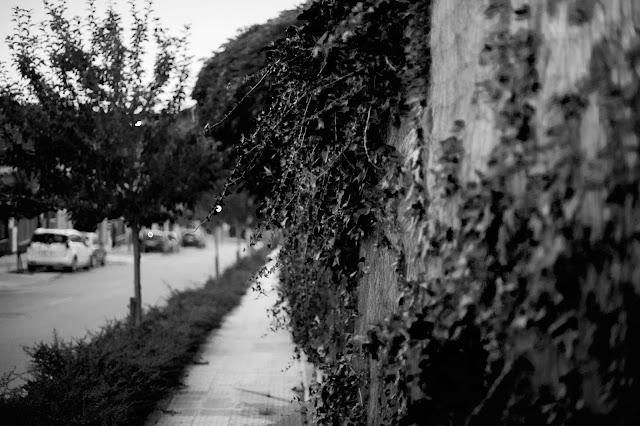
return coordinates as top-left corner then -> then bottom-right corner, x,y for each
145,233 -> 163,240
32,233 -> 68,244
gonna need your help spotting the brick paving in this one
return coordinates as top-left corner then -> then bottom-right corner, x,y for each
146,252 -> 307,426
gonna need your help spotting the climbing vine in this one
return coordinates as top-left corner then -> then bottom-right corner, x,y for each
366,9 -> 640,426
203,1 -> 430,423
207,0 -> 640,424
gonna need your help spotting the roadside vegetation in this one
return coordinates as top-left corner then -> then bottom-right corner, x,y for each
0,248 -> 269,426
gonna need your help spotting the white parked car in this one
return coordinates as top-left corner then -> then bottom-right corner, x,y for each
26,228 -> 93,272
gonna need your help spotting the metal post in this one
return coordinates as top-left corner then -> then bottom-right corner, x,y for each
214,226 -> 220,280
131,223 -> 142,326
236,228 -> 241,263
9,218 -> 16,253
9,218 -> 23,273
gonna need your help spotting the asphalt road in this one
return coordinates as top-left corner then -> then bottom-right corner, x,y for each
0,236 -> 248,379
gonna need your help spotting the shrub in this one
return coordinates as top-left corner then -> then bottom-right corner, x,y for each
0,248 -> 269,426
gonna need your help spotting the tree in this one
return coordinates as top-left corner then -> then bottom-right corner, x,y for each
192,7 -> 301,198
5,0 -> 218,324
192,7 -> 300,140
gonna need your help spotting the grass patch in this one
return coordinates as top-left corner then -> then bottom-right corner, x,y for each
0,248 -> 270,426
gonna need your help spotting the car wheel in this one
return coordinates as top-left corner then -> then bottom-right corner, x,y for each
66,257 -> 78,273
89,255 -> 97,269
101,257 -> 106,266
27,264 -> 36,272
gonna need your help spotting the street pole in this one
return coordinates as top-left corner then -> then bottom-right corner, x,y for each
9,218 -> 23,273
214,226 -> 220,280
236,223 -> 241,263
132,223 -> 142,325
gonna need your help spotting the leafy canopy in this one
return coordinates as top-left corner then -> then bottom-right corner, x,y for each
192,7 -> 301,175
3,0 -> 217,229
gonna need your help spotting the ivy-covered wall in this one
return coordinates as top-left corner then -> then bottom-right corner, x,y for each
360,0 -> 640,424
356,1 -> 499,423
226,0 -> 640,424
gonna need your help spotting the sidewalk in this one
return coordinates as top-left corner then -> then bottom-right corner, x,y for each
146,252 -> 308,426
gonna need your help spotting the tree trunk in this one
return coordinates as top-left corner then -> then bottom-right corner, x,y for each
131,222 -> 142,326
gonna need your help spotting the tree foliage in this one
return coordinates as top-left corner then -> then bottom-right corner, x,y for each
3,0 -> 217,228
0,94 -> 53,219
192,8 -> 301,182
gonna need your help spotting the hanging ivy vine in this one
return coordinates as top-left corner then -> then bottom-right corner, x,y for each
204,1 -> 429,423
207,0 -> 640,424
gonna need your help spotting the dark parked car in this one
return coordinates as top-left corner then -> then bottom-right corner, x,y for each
165,231 -> 181,253
182,228 -> 206,248
140,230 -> 171,253
83,232 -> 106,267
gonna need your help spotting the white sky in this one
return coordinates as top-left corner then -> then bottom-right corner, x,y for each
0,0 -> 304,106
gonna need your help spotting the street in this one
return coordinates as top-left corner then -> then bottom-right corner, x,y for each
0,237 -> 248,379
